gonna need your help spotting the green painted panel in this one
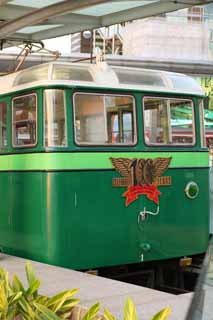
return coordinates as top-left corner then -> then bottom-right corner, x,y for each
0,151 -> 209,171
0,167 -> 209,269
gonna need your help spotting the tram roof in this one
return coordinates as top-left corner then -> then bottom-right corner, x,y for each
0,61 -> 204,96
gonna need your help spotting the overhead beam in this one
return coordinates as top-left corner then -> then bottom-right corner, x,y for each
0,5 -> 33,20
31,21 -> 101,40
0,7 -> 98,26
101,0 -> 202,26
44,13 -> 100,26
0,0 -> 212,42
0,0 -> 109,39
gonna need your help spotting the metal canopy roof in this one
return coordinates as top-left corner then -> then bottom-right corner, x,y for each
0,0 -> 212,45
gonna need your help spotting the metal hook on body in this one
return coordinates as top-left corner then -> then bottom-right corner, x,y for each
138,206 -> 159,223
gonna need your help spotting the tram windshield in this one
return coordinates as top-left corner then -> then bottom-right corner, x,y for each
44,89 -> 67,147
74,93 -> 136,145
143,97 -> 195,145
12,94 -> 37,147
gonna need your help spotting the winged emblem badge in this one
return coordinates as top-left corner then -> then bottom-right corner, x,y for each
110,157 -> 172,206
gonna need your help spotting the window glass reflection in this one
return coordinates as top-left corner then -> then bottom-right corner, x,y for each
143,97 -> 194,145
12,94 -> 37,147
44,89 -> 67,147
0,102 -> 7,148
74,93 -> 135,145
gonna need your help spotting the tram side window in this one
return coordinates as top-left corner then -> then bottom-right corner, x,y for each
143,97 -> 195,145
12,94 -> 37,147
0,102 -> 7,148
74,93 -> 135,145
44,89 -> 67,147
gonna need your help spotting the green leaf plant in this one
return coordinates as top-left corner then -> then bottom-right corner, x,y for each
0,262 -> 171,320
0,262 -> 80,319
104,297 -> 171,320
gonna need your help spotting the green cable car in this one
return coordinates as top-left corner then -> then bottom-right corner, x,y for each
0,62 -> 209,271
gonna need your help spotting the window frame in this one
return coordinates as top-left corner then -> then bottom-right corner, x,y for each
142,95 -> 196,147
43,89 -> 68,148
73,91 -> 137,146
199,99 -> 206,148
0,101 -> 8,149
12,92 -> 38,148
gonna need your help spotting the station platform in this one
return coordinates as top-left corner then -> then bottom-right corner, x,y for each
0,254 -> 193,320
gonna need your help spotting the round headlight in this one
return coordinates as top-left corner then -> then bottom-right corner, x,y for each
185,181 -> 199,199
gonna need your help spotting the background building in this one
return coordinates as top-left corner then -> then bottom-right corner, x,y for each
123,5 -> 213,61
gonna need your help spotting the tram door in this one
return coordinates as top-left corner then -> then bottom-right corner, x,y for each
74,92 -> 141,266
138,95 -> 200,262
107,107 -> 144,263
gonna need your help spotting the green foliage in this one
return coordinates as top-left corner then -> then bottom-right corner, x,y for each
151,307 -> 171,320
104,297 -> 171,320
82,302 -> 100,320
103,308 -> 116,320
124,297 -> 138,320
0,267 -> 22,320
0,262 -> 79,319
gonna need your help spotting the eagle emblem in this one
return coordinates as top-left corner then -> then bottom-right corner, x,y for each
110,157 -> 172,206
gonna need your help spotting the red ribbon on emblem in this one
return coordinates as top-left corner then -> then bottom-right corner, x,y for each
123,184 -> 161,207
